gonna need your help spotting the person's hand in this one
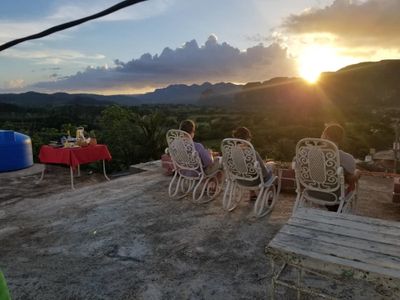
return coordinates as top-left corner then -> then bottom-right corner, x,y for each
207,149 -> 214,161
212,151 -> 221,157
345,170 -> 361,192
354,169 -> 361,181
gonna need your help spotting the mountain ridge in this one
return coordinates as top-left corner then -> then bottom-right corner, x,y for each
1,59 -> 399,107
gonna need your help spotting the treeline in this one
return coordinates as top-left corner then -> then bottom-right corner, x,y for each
0,104 -> 175,170
0,100 -> 398,172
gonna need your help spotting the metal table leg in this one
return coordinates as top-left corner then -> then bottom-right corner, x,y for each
102,160 -> 110,181
273,262 -> 339,300
70,166 -> 75,190
271,258 -> 276,300
36,164 -> 46,184
297,267 -> 303,300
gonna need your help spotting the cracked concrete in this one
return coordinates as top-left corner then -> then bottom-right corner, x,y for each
0,161 -> 399,299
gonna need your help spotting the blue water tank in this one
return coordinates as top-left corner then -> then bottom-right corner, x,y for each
0,130 -> 33,172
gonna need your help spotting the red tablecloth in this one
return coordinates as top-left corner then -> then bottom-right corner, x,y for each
39,144 -> 112,168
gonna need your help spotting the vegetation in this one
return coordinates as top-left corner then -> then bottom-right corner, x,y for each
1,98 -> 398,173
1,60 -> 399,172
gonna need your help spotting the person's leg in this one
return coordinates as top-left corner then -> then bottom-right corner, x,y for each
205,159 -> 222,175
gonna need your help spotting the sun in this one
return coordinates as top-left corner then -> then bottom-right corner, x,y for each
298,45 -> 349,84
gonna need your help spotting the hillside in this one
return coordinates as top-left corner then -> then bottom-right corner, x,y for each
138,82 -> 241,105
234,59 -> 400,109
321,59 -> 400,106
0,60 -> 399,108
0,92 -> 118,107
0,82 -> 240,107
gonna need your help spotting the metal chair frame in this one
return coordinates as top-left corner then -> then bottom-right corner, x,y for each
293,138 -> 357,213
221,138 -> 280,218
166,129 -> 222,203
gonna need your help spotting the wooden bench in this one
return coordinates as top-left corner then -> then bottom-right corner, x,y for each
266,208 -> 400,299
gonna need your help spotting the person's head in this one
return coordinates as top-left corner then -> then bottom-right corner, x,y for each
179,119 -> 196,138
321,123 -> 345,145
232,127 -> 252,141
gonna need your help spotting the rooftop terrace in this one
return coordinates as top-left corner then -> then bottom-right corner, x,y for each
0,162 -> 399,299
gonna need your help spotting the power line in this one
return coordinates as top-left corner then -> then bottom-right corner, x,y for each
0,0 -> 147,52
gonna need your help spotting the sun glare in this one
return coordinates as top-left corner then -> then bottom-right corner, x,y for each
298,45 -> 351,84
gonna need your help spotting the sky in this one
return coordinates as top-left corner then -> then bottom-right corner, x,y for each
0,0 -> 399,95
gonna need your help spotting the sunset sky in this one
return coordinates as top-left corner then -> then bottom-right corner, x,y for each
0,0 -> 399,94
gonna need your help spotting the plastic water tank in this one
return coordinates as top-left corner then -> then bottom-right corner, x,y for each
0,130 -> 33,172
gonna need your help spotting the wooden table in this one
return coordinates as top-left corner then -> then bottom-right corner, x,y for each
38,144 -> 112,189
266,208 -> 400,299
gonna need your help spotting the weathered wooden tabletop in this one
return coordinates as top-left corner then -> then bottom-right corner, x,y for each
266,207 -> 400,284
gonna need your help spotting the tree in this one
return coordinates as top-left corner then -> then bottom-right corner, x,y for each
99,106 -> 140,170
136,111 -> 176,159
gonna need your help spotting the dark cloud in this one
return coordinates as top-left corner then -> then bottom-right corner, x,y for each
31,35 -> 296,93
283,0 -> 400,48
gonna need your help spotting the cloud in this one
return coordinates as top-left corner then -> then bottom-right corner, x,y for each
30,35 -> 296,93
245,34 -> 272,44
3,48 -> 105,65
41,67 -> 62,71
0,21 -> 54,44
4,79 -> 25,89
48,0 -> 172,22
0,0 -> 173,45
282,0 -> 400,48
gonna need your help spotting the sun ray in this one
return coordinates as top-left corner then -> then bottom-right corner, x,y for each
298,45 -> 356,84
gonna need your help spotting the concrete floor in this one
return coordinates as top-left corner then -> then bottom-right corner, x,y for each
0,162 -> 398,299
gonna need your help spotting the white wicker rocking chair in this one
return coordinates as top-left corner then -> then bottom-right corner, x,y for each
293,138 -> 357,214
221,138 -> 280,218
166,129 -> 223,204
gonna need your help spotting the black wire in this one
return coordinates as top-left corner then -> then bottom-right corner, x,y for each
0,0 -> 147,52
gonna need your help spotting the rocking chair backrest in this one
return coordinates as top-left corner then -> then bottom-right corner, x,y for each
166,129 -> 202,172
221,138 -> 261,182
295,138 -> 341,193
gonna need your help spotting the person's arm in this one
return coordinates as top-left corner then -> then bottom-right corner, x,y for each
339,150 -> 356,174
194,142 -> 213,169
255,152 -> 272,180
345,169 -> 361,190
339,150 -> 360,191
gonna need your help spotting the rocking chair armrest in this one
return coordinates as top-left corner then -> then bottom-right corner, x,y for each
262,175 -> 278,188
254,160 -> 260,169
205,169 -> 222,178
344,189 -> 356,201
336,166 -> 344,176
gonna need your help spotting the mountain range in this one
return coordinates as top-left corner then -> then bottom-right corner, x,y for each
234,59 -> 400,109
0,59 -> 399,108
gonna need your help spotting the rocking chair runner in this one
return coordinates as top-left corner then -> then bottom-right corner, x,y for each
220,138 -> 281,218
166,129 -> 223,203
293,138 -> 358,214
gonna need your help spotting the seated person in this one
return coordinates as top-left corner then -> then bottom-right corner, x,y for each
321,123 -> 360,191
179,119 -> 221,175
320,123 -> 360,211
232,127 -> 273,186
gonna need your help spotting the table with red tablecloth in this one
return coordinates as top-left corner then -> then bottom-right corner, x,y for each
38,144 -> 112,189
